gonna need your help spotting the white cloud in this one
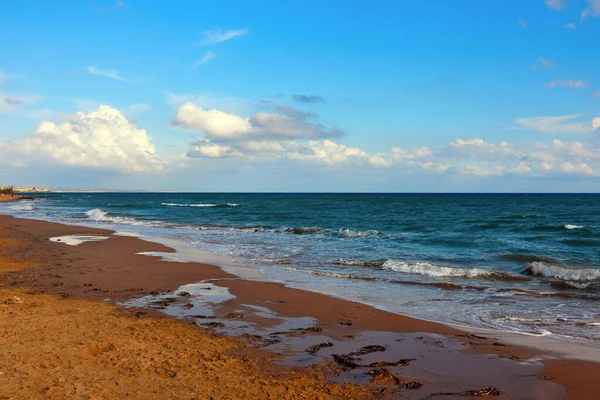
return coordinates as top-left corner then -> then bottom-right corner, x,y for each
2,106 -> 164,172
515,114 -> 594,134
546,0 -> 568,10
561,162 -> 594,174
87,66 -> 126,81
0,71 -> 8,83
187,140 -> 243,158
564,23 -> 577,28
544,80 -> 586,89
193,51 -> 215,68
173,103 -> 252,139
517,18 -> 528,28
593,92 -> 600,98
183,133 -> 600,178
582,0 -> 600,19
287,140 -> 367,165
172,102 -> 342,140
197,28 -> 248,45
592,117 -> 600,130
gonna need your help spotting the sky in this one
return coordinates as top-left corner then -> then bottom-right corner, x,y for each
1,0 -> 600,192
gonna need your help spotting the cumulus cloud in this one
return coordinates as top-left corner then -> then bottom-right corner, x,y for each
292,94 -> 325,103
546,0 -> 568,10
196,28 -> 248,45
193,51 -> 215,68
2,106 -> 164,172
515,114 -> 594,134
582,0 -> 600,19
172,102 -> 342,140
87,66 -> 126,81
544,80 -> 586,89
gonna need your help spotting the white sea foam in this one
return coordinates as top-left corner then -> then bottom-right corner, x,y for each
526,262 -> 600,282
7,203 -> 36,211
382,260 -> 497,278
337,228 -> 381,238
161,202 -> 240,207
565,224 -> 585,230
49,235 -> 109,246
85,208 -> 163,227
333,258 -> 386,268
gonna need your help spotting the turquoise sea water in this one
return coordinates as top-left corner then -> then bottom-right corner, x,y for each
3,193 -> 600,345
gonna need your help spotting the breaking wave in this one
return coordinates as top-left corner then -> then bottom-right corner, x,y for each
337,228 -> 382,238
7,203 -> 36,211
525,262 -> 600,289
161,202 -> 240,207
278,266 -> 377,281
565,224 -> 585,230
333,259 -> 386,268
381,260 -> 513,279
84,208 -> 166,227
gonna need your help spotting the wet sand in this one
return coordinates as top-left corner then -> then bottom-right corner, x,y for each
2,215 -> 600,399
0,195 -> 26,203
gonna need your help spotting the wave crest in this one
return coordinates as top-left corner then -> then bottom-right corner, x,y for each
333,259 -> 386,268
565,224 -> 585,230
525,262 -> 600,285
7,203 -> 36,211
337,228 -> 382,238
161,202 -> 240,208
382,260 -> 500,278
84,208 -> 165,227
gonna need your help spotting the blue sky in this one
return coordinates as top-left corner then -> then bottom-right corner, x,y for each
1,0 -> 599,191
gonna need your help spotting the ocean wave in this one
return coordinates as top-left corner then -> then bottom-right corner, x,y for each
333,258 -> 386,268
525,262 -> 600,283
278,266 -> 377,281
381,260 -> 516,279
231,226 -> 267,233
161,202 -> 240,208
565,224 -> 585,230
84,208 -> 166,227
7,203 -> 36,211
283,226 -> 329,235
337,228 -> 382,238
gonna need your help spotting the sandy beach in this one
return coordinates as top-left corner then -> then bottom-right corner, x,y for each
2,215 -> 600,399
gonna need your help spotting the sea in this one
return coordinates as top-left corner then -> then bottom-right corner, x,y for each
2,193 -> 599,347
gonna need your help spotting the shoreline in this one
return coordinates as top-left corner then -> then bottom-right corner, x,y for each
0,195 -> 30,203
2,215 -> 600,398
